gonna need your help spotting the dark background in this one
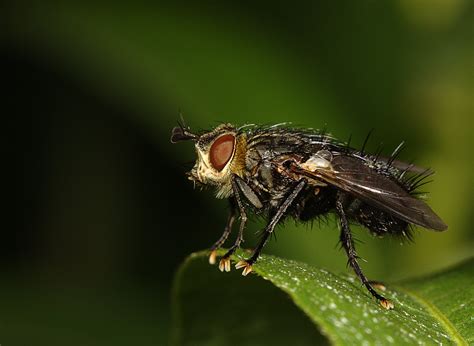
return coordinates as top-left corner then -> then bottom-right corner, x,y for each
3,2 -> 473,345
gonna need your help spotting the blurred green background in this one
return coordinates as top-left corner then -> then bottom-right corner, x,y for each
3,1 -> 473,345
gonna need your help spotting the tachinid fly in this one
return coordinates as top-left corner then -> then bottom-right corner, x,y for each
171,122 -> 447,309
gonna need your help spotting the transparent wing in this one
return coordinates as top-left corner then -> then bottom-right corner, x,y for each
298,155 -> 447,231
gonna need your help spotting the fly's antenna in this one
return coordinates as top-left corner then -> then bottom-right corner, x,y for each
177,110 -> 188,131
171,112 -> 199,143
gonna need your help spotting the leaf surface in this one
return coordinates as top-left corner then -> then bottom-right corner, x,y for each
172,250 -> 473,345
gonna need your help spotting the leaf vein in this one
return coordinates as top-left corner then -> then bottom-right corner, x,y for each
396,285 -> 468,346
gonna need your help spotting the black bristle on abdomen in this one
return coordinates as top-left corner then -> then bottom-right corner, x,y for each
353,202 -> 411,239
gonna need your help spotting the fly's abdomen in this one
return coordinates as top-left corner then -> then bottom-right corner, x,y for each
351,200 -> 410,237
294,187 -> 338,221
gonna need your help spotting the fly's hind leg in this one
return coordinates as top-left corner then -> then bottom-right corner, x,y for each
336,197 -> 394,310
368,280 -> 387,292
209,198 -> 237,266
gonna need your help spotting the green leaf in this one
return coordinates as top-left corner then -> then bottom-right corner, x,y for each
172,250 -> 473,345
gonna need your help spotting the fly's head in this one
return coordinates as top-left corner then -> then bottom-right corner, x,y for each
171,123 -> 243,189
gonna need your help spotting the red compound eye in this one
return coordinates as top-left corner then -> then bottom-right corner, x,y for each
209,134 -> 235,171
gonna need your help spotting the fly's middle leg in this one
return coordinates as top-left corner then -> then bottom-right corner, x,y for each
236,180 -> 306,276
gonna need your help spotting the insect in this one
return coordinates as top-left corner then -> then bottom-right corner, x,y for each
171,121 -> 447,309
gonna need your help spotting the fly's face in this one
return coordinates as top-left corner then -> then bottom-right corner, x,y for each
171,123 -> 238,187
190,125 -> 238,186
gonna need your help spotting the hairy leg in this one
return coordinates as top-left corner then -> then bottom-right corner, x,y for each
217,176 -> 249,272
209,198 -> 237,265
336,197 -> 393,310
236,180 -> 306,275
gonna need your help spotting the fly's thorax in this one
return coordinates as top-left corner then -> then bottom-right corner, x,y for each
188,124 -> 248,198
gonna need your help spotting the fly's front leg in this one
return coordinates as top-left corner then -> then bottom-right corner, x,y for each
335,196 -> 394,310
209,198 -> 237,265
218,176 -> 248,272
236,179 -> 306,276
